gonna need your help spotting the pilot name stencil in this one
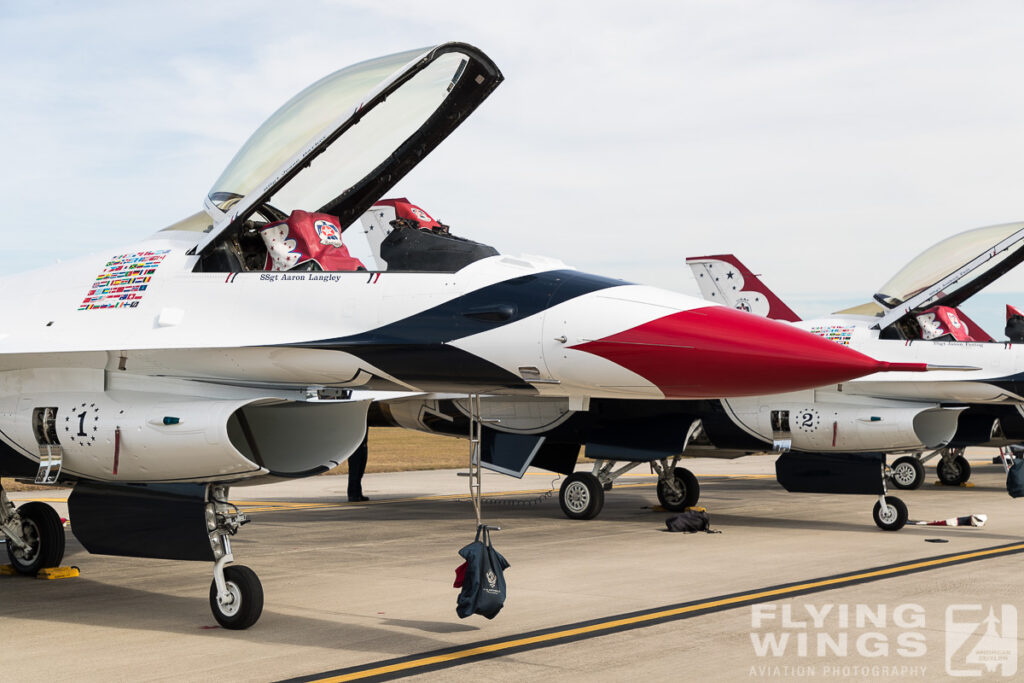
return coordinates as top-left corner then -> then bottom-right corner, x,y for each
257,273 -> 345,283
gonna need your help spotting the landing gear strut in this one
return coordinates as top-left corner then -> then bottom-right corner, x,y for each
652,458 -> 700,511
0,485 -> 65,574
206,486 -> 263,630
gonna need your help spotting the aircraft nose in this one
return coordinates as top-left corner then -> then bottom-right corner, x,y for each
571,305 -> 918,398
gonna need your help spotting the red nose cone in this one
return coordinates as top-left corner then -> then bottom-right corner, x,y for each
571,306 -> 897,398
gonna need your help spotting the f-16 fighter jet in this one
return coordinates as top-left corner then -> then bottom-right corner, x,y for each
0,43 -> 912,628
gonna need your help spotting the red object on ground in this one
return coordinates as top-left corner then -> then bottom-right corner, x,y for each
571,305 -> 925,399
373,198 -> 444,230
260,210 -> 365,271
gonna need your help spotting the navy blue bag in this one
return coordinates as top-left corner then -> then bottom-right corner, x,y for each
1007,459 -> 1024,498
455,525 -> 509,619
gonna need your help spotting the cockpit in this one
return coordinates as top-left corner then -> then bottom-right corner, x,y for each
848,221 -> 1024,342
187,43 -> 503,274
194,198 -> 497,274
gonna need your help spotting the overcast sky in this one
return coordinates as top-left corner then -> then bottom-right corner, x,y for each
4,1 -> 1024,332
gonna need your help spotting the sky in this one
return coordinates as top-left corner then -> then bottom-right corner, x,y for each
3,1 -> 1024,334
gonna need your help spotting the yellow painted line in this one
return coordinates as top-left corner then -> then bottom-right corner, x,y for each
300,542 -> 1024,682
18,473 -> 773,512
235,483 -> 660,513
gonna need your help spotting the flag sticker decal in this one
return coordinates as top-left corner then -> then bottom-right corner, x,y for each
78,249 -> 171,310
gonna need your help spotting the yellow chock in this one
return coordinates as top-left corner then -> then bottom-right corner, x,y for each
0,565 -> 16,576
36,566 -> 79,580
685,506 -> 707,513
961,482 -> 975,488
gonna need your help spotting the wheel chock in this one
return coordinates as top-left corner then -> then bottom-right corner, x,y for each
960,482 -> 975,488
36,566 -> 80,580
685,506 -> 707,512
0,565 -> 16,576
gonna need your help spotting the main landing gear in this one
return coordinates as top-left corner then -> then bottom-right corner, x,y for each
207,486 -> 263,630
916,447 -> 971,486
558,457 -> 700,520
888,455 -> 926,490
0,484 -> 65,574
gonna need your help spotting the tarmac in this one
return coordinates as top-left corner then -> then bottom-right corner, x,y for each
3,454 -> 1024,682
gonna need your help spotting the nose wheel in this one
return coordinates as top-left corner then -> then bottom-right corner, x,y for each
206,486 -> 263,629
872,495 -> 908,531
210,563 -> 264,630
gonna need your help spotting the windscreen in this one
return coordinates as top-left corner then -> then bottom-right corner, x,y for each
207,47 -> 430,212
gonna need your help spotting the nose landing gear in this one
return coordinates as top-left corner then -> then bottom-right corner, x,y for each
206,486 -> 262,630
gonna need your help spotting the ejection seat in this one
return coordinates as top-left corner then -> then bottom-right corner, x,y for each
259,210 -> 365,272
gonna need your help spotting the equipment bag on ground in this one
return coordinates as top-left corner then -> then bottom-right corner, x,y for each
455,524 -> 510,619
666,509 -> 719,533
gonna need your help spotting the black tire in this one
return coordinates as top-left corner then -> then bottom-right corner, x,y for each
937,455 -> 971,486
209,565 -> 264,630
559,473 -> 605,520
889,456 -> 925,490
656,467 -> 700,511
872,497 -> 908,531
6,501 -> 65,575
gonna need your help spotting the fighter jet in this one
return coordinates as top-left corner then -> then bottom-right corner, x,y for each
0,43 -> 910,629
386,221 -> 1024,534
681,224 -> 1024,516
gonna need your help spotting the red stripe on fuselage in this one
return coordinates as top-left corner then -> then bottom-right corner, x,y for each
571,306 -> 890,398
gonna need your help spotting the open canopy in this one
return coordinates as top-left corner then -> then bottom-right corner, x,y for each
197,42 -> 502,254
875,222 -> 1024,309
871,221 -> 1024,331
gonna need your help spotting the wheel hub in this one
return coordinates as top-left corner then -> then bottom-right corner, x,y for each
879,505 -> 897,524
218,581 -> 242,617
892,463 -> 916,486
11,519 -> 40,566
662,479 -> 685,505
564,482 -> 590,513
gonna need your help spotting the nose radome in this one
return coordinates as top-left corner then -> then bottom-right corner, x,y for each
570,305 -> 921,399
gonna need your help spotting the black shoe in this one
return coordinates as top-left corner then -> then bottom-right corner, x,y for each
348,495 -> 369,502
